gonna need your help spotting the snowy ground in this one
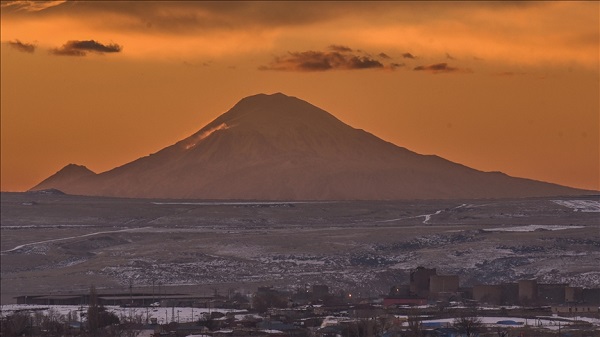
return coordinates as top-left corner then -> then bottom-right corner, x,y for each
0,304 -> 247,325
482,225 -> 585,232
2,304 -> 598,331
552,200 -> 600,212
419,316 -> 600,331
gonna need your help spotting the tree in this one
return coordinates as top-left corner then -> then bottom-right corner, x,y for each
453,313 -> 483,337
1,312 -> 30,336
87,285 -> 120,335
496,327 -> 509,337
407,310 -> 423,337
88,285 -> 100,336
252,290 -> 288,313
41,308 -> 66,336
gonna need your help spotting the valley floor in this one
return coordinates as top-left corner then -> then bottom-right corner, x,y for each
1,192 -> 598,304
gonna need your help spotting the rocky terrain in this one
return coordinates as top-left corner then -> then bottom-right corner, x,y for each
1,192 -> 598,304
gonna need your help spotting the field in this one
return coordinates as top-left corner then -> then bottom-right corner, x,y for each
1,192 -> 599,304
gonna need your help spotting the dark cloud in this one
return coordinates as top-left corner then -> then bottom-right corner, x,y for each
402,52 -> 416,59
260,50 -> 387,72
66,40 -> 121,53
50,40 -> 122,56
413,63 -> 466,74
7,40 -> 36,53
1,0 -> 66,12
389,63 -> 405,69
0,1 -> 553,37
329,45 -> 353,52
378,52 -> 391,59
446,53 -> 456,60
3,2 -> 390,33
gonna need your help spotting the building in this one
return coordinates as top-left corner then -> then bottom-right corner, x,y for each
518,280 -> 538,304
473,285 -> 503,305
15,295 -> 85,305
538,283 -> 567,304
470,283 -> 519,305
565,286 -> 583,302
382,297 -> 428,307
389,285 -> 411,297
410,267 -> 437,298
552,304 -> 599,316
581,288 -> 600,305
429,275 -> 459,299
15,293 -> 212,307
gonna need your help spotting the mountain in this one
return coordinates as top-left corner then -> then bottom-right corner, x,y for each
33,164 -> 96,191
31,93 -> 593,200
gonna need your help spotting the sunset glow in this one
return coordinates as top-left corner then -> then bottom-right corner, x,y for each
1,1 -> 598,192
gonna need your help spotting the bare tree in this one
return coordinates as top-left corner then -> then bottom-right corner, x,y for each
88,285 -> 100,336
407,309 -> 423,337
1,312 -> 30,336
41,308 -> 66,336
453,313 -> 483,337
496,327 -> 509,337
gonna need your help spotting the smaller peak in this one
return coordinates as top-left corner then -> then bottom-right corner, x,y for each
60,163 -> 95,174
29,164 -> 96,192
49,164 -> 96,179
64,163 -> 87,168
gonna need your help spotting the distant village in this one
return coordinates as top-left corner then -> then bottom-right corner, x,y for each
2,266 -> 599,337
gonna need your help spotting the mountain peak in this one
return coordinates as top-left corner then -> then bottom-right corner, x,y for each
205,92 -> 345,134
29,163 -> 95,192
60,163 -> 94,174
228,93 -> 296,110
177,92 -> 357,157
239,92 -> 291,101
30,93 -> 593,199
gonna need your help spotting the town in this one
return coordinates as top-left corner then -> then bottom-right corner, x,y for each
2,267 -> 598,337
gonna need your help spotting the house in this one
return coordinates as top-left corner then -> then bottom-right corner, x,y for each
383,297 -> 427,307
551,304 -> 599,316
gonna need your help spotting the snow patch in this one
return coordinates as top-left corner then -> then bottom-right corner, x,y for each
184,123 -> 230,150
552,200 -> 600,212
0,304 -> 247,325
482,225 -> 585,232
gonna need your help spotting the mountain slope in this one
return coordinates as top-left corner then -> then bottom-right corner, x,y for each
31,93 -> 593,199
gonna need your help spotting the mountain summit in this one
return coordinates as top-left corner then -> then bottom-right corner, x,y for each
31,93 -> 591,199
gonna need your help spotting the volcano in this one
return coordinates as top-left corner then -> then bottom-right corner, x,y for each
31,93 -> 592,199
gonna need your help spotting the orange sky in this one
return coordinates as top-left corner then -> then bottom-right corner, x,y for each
1,1 -> 599,192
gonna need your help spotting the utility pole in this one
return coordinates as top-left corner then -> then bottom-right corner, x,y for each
129,278 -> 133,305
129,278 -> 134,319
159,282 -> 162,305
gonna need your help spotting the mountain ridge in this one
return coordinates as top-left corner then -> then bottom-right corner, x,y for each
31,93 -> 595,200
